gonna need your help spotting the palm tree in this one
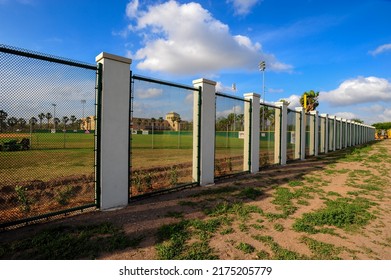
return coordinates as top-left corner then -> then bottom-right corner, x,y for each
38,113 -> 45,129
158,117 -> 164,130
300,90 -> 319,112
7,117 -> 18,132
70,115 -> 77,130
29,117 -> 38,131
18,118 -> 26,131
0,110 -> 8,133
62,116 -> 69,130
45,113 -> 52,130
86,117 -> 91,130
54,118 -> 60,129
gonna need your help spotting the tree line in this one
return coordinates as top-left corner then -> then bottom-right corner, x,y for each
0,110 -> 86,132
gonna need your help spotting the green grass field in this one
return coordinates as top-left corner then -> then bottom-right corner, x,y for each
0,131 -> 274,185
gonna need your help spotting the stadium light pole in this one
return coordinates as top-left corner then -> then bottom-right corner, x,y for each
81,99 -> 86,130
259,61 -> 266,130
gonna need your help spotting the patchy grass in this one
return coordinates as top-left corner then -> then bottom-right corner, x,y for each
301,236 -> 342,259
155,218 -> 222,260
252,235 -> 307,260
0,222 -> 143,259
236,242 -> 255,254
293,197 -> 376,234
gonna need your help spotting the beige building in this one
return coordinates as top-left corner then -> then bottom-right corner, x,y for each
80,116 -> 96,131
132,112 -> 190,132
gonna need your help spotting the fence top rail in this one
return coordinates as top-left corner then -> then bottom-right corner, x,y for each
132,73 -> 199,92
287,108 -> 300,114
0,44 -> 97,70
260,102 -> 280,109
216,91 -> 249,102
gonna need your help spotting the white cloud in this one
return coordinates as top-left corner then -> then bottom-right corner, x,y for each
369,43 -> 391,56
284,94 -> 301,109
216,105 -> 244,118
227,0 -> 261,16
333,112 -> 358,120
268,88 -> 284,93
126,0 -> 139,18
126,0 -> 292,75
135,87 -> 163,99
319,76 -> 391,106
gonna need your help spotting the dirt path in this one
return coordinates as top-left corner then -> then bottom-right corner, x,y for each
1,140 -> 391,260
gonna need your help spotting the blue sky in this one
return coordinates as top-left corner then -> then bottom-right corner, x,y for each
1,0 -> 391,124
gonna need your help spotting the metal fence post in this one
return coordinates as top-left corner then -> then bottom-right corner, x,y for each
95,52 -> 131,210
295,107 -> 305,160
192,78 -> 216,186
244,93 -> 260,173
310,111 -> 319,156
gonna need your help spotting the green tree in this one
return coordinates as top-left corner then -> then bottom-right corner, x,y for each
7,117 -> 18,132
300,90 -> 319,112
45,113 -> 52,130
38,113 -> 45,129
62,116 -> 69,130
0,110 -> 8,132
351,118 -> 364,124
70,115 -> 77,130
29,117 -> 38,131
18,118 -> 27,131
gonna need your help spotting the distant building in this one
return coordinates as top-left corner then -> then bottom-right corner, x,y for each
131,112 -> 190,132
80,116 -> 96,131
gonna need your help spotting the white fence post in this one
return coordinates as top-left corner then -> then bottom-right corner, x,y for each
192,78 -> 216,186
244,93 -> 260,173
96,52 -> 131,210
274,101 -> 288,165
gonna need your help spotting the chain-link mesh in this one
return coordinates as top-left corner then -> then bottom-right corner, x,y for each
0,45 -> 98,228
328,118 -> 335,151
130,75 -> 198,198
287,109 -> 299,161
215,93 -> 249,178
259,104 -> 278,167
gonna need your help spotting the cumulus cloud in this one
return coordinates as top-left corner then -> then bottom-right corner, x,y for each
333,112 -> 358,120
369,43 -> 391,56
135,87 -> 163,99
126,0 -> 292,75
227,0 -> 261,16
319,76 -> 391,106
285,94 -> 301,109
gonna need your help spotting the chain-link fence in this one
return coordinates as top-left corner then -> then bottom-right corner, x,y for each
215,93 -> 250,178
287,109 -> 300,161
129,75 -> 199,198
0,45 -> 99,228
319,116 -> 326,153
328,118 -> 335,151
259,104 -> 279,167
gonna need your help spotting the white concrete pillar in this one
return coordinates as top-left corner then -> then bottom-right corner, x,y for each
295,107 -> 305,160
347,120 -> 352,147
244,93 -> 260,173
274,101 -> 288,165
192,78 -> 216,186
96,52 -> 131,210
310,111 -> 319,156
